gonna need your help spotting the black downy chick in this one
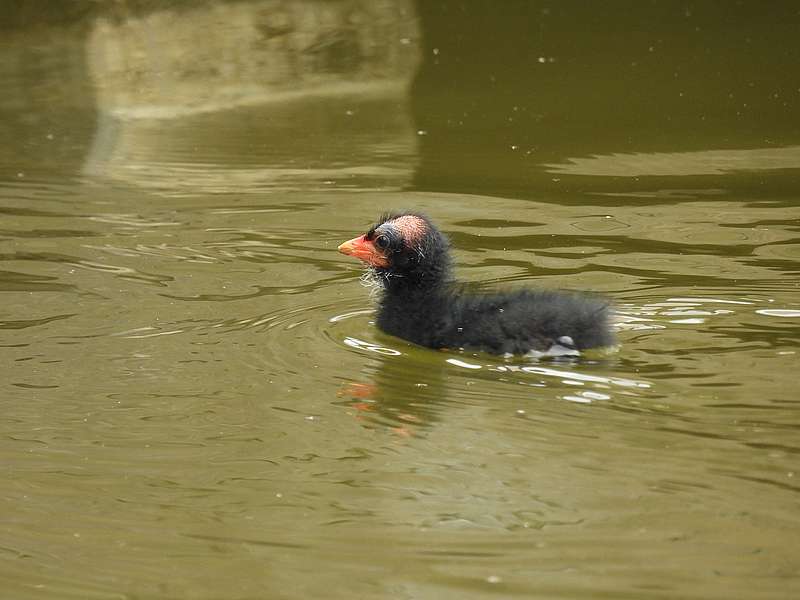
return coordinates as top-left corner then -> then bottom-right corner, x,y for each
338,212 -> 615,355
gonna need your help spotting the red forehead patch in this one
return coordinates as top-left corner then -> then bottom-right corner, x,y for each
388,215 -> 427,244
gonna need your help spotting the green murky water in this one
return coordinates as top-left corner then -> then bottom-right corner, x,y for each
2,3 -> 799,599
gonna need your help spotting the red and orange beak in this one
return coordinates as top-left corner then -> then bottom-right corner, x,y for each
337,235 -> 389,268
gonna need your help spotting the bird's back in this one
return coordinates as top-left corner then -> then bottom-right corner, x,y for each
379,286 -> 614,354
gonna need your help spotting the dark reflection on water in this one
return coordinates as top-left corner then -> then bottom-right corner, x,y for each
0,313 -> 75,330
412,0 -> 800,197
1,1 -> 799,599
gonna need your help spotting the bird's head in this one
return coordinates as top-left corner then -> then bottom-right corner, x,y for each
338,212 -> 451,290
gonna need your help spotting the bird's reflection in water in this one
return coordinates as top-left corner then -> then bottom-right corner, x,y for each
337,346 -> 450,436
336,335 -> 634,436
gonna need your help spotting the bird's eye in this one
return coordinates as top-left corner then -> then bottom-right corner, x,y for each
374,235 -> 390,250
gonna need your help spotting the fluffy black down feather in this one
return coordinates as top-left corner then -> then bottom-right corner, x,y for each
378,287 -> 613,354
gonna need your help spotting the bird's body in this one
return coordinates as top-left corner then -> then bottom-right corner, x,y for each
378,286 -> 613,355
338,212 -> 614,355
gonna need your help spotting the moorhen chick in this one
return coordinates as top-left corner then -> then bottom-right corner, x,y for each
338,211 -> 615,355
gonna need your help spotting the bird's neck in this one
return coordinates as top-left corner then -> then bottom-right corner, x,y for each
381,269 -> 449,296
378,274 -> 450,317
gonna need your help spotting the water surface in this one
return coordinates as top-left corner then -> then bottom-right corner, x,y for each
2,3 -> 799,599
